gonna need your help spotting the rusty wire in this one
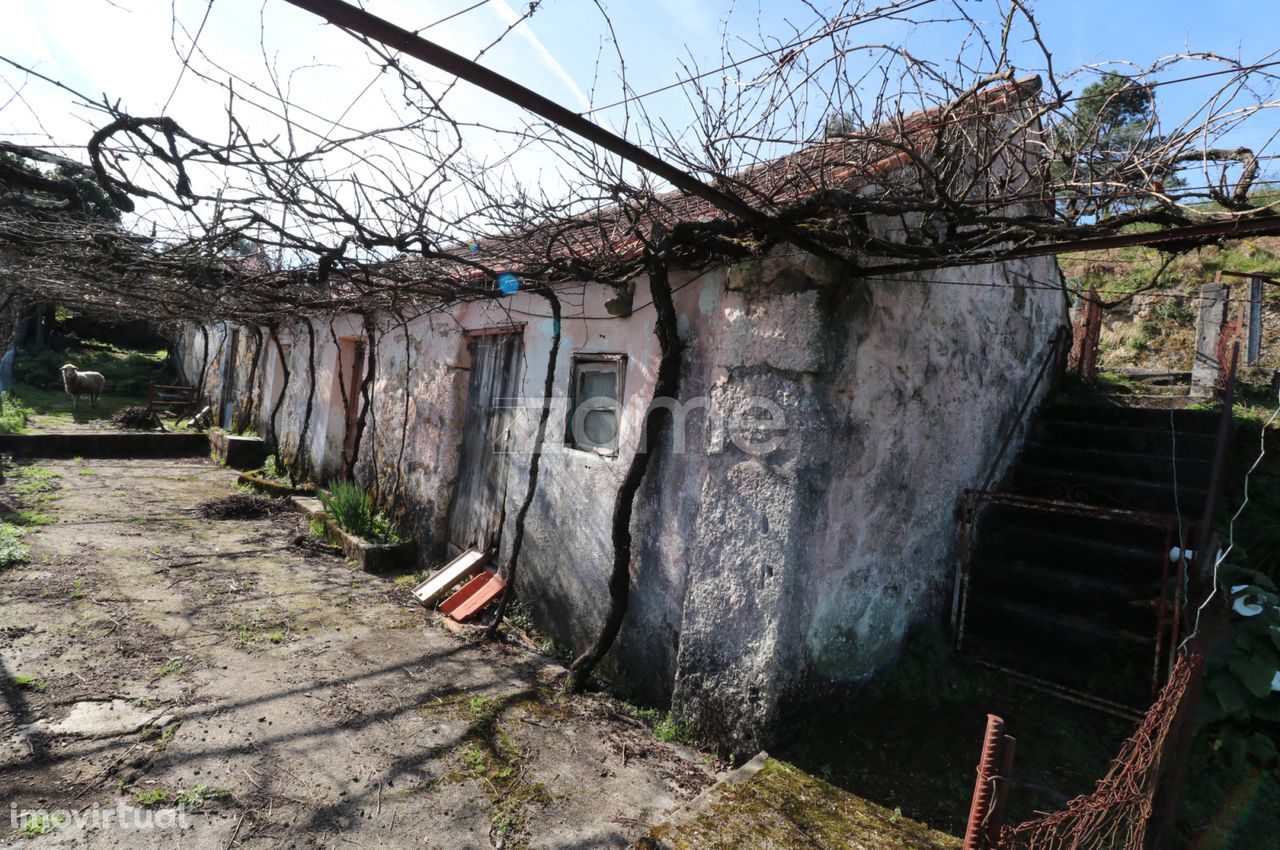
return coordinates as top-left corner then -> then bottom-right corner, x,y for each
995,649 -> 1202,850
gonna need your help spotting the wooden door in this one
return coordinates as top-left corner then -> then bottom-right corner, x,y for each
448,333 -> 523,553
341,340 -> 366,470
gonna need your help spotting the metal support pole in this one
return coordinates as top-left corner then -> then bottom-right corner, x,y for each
283,0 -> 850,270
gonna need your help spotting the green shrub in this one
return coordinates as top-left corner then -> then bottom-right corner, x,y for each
1155,300 -> 1195,325
0,523 -> 29,570
653,711 -> 693,744
0,393 -> 30,434
259,454 -> 288,482
318,480 -> 400,544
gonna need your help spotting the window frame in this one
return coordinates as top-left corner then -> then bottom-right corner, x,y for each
565,354 -> 626,456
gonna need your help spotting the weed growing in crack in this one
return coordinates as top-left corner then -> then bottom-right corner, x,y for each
0,524 -> 29,570
11,813 -> 62,838
175,785 -> 230,807
134,787 -> 171,807
652,712 -> 693,745
153,657 -> 187,678
10,673 -> 47,691
139,723 -> 177,749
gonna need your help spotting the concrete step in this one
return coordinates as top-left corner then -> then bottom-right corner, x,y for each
1019,441 -> 1213,486
1042,402 -> 1219,433
968,594 -> 1154,650
1032,419 -> 1217,457
0,431 -> 209,458
1008,464 -> 1207,514
977,518 -> 1171,579
968,560 -> 1160,631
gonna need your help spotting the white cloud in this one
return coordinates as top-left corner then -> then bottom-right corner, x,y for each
487,0 -> 592,112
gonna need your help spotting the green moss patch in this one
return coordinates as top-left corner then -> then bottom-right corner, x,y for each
638,758 -> 960,850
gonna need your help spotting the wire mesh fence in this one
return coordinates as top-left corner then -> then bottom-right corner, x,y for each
993,647 -> 1204,850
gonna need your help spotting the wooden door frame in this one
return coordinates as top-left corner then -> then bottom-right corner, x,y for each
340,338 -> 366,470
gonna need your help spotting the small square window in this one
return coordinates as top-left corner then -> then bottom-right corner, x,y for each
567,356 -> 625,454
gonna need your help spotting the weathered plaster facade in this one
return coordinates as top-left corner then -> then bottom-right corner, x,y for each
175,247 -> 1067,754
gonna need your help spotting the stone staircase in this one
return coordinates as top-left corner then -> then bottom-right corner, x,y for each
958,395 -> 1221,709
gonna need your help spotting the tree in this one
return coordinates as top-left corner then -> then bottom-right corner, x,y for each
1070,72 -> 1155,153
1053,72 -> 1163,219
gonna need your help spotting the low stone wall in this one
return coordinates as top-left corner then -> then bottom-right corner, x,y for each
0,432 -> 209,458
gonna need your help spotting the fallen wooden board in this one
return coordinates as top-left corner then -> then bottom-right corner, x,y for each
441,570 -> 506,622
413,548 -> 490,607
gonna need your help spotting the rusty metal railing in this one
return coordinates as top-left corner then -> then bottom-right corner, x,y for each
962,345 -> 1242,850
950,326 -> 1069,635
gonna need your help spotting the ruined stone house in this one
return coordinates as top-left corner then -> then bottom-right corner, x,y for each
174,78 -> 1068,752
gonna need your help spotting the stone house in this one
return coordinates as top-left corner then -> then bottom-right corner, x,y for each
175,78 -> 1068,752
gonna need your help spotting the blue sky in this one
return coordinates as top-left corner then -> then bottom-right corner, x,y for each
1,1 -> 1274,234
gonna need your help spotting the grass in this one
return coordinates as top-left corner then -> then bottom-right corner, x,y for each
419,688 -> 556,848
153,657 -> 187,678
175,784 -> 231,807
775,628 -> 1134,836
135,783 -> 229,809
138,723 -> 177,749
134,787 -> 171,807
0,335 -> 172,433
11,813 -> 62,839
0,382 -> 153,431
0,392 -> 32,434
653,711 -> 693,744
13,340 -> 171,397
317,479 -> 401,544
9,463 -> 64,522
1059,233 -> 1280,371
10,674 -> 47,692
0,523 -> 30,570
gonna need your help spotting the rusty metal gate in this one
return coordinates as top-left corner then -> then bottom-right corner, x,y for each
956,489 -> 1189,712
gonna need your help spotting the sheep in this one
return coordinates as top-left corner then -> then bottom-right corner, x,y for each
60,364 -> 106,410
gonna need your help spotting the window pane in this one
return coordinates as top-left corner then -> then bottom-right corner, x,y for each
582,409 -> 617,447
579,369 -> 617,403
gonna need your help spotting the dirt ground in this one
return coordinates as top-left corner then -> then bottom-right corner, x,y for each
0,457 -> 716,848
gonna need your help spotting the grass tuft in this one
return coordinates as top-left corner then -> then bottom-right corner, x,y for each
317,480 -> 400,544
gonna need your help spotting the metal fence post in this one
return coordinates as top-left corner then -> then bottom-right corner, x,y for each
964,714 -> 1008,850
1247,272 -> 1263,366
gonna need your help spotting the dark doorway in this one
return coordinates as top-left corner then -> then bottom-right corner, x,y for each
338,337 -> 366,471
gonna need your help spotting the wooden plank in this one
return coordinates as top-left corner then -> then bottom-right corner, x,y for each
412,548 -> 490,606
439,570 -> 496,618
443,571 -> 507,622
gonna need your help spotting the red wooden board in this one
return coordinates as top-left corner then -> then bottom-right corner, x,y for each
440,570 -> 506,622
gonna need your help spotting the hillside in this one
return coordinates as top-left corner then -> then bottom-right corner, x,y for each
1059,235 -> 1280,375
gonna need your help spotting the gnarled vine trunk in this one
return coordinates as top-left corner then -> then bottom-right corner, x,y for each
566,256 -> 682,692
486,288 -> 562,640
